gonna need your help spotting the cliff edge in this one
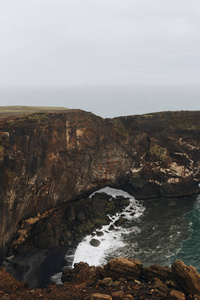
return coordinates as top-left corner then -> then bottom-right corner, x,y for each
0,109 -> 200,261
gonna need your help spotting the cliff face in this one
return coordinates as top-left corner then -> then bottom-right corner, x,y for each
0,109 -> 200,261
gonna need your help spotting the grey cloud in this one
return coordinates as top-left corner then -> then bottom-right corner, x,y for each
0,0 -> 200,87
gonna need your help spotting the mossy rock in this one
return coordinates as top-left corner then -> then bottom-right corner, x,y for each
78,221 -> 95,235
112,119 -> 128,135
150,144 -> 167,161
93,218 -> 109,227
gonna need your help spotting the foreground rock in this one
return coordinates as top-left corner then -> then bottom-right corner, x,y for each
142,264 -> 174,282
2,258 -> 200,299
1,109 -> 200,262
105,257 -> 143,280
172,260 -> 200,295
90,294 -> 112,300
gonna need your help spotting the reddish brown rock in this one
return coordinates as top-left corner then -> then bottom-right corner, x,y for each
99,277 -> 113,286
105,257 -> 143,280
0,267 -> 27,293
142,264 -> 173,282
172,260 -> 200,295
112,290 -> 124,299
0,258 -> 197,300
123,295 -> 133,300
170,289 -> 186,300
152,278 -> 169,294
90,293 -> 112,300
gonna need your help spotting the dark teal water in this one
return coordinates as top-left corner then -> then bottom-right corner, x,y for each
105,194 -> 200,270
169,195 -> 200,271
5,189 -> 200,288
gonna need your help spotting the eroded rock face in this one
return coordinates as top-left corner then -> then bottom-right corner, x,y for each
142,264 -> 173,282
105,257 -> 143,280
172,260 -> 200,295
0,110 -> 200,261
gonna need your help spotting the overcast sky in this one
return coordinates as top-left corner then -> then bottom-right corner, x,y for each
0,0 -> 200,88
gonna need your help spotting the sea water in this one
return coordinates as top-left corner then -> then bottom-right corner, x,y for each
51,187 -> 200,284
0,85 -> 200,118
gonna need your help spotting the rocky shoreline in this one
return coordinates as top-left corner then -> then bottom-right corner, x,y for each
4,192 -> 131,288
1,257 -> 200,299
1,109 -> 200,298
1,110 -> 200,262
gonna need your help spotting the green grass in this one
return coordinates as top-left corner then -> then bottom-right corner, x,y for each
150,144 -> 167,160
0,106 -> 69,114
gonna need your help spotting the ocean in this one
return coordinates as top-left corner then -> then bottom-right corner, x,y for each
51,187 -> 200,285
0,85 -> 200,118
1,86 -> 200,285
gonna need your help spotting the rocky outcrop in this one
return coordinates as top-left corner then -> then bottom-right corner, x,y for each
142,264 -> 174,282
172,260 -> 200,295
0,109 -> 200,261
7,192 -> 128,255
2,258 -> 200,299
105,257 -> 143,280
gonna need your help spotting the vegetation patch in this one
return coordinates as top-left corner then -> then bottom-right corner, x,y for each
112,119 -> 128,135
168,113 -> 198,130
7,169 -> 16,178
142,113 -> 154,118
150,144 -> 167,161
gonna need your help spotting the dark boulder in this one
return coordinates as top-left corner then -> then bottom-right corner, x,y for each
90,239 -> 101,247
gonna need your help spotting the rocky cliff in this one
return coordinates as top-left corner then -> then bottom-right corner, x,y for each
1,257 -> 200,299
0,109 -> 200,261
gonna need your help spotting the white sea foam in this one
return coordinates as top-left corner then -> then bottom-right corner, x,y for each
51,272 -> 63,285
73,187 -> 145,266
51,187 -> 145,284
89,187 -> 135,199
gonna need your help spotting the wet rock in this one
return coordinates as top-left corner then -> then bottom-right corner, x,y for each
114,217 -> 126,227
96,231 -> 104,237
142,264 -> 173,282
108,225 -> 115,231
172,260 -> 200,295
105,257 -> 143,280
90,238 -> 101,247
91,194 -> 111,212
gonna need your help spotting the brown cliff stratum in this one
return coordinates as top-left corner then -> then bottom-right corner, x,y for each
0,109 -> 200,262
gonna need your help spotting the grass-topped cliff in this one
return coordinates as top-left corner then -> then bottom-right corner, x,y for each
0,109 -> 200,272
0,105 -> 69,120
